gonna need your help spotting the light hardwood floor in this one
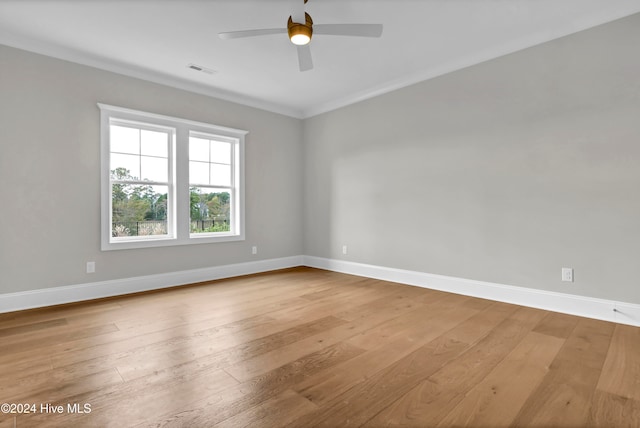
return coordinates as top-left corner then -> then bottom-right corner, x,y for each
0,267 -> 638,427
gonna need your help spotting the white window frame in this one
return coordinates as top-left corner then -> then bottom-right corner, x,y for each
99,104 -> 247,251
188,131 -> 240,239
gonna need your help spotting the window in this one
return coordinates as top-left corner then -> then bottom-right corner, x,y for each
189,133 -> 238,237
109,121 -> 174,241
99,104 -> 246,250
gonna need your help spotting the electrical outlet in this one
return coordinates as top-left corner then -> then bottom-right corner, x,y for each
342,245 -> 348,255
252,246 -> 257,255
561,267 -> 573,282
86,261 -> 96,274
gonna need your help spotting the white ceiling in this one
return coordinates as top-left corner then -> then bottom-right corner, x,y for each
1,0 -> 639,118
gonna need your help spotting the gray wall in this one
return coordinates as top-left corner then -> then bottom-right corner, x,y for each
303,13 -> 640,304
2,13 -> 639,305
0,44 -> 303,293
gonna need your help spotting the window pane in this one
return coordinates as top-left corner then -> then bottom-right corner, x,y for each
112,184 -> 168,238
189,187 -> 231,234
110,125 -> 139,154
210,164 -> 231,186
141,156 -> 168,182
141,129 -> 168,157
189,161 -> 209,185
111,153 -> 140,180
210,141 -> 231,164
189,137 -> 209,162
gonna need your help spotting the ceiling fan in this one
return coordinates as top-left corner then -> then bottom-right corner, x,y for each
218,0 -> 383,72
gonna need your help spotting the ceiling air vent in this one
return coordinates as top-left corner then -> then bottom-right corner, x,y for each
187,63 -> 217,75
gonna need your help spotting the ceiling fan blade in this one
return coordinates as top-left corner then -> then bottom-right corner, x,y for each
297,45 -> 313,72
313,24 -> 383,38
218,28 -> 286,40
291,0 -> 306,23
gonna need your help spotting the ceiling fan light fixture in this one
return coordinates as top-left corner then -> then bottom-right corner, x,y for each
288,14 -> 313,45
290,29 -> 311,45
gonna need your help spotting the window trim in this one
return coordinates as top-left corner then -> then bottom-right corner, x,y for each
99,103 -> 247,251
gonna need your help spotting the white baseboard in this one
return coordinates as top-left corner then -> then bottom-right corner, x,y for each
0,256 -> 303,314
302,256 -> 640,328
2,254 -> 639,328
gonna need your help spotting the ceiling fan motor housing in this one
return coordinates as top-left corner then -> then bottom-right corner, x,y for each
288,13 -> 313,45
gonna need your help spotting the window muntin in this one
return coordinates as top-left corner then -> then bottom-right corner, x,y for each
99,104 -> 246,250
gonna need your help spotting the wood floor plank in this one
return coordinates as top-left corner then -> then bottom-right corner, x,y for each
442,301 -> 517,345
589,390 -> 640,427
0,267 -> 636,427
223,288 -> 431,383
0,324 -> 119,363
117,314 -> 346,382
45,300 -> 304,368
266,282 -> 403,324
214,389 -> 316,428
597,324 -> 640,400
17,365 -> 237,427
48,292 -> 347,370
511,317 -> 615,427
86,369 -> 237,428
293,295 -> 489,407
0,318 -> 68,338
289,305 -> 535,427
0,367 -> 124,409
102,314 -> 287,382
143,342 -> 365,427
2,313 -> 278,394
362,306 -> 546,427
436,331 -> 564,427
311,334 -> 471,427
168,274 -> 383,330
0,299 -> 123,327
332,285 -> 432,322
0,355 -> 53,385
0,362 -> 119,403
0,416 -> 16,428
1,323 -> 118,349
533,311 -> 580,339
298,276 -> 385,301
344,292 -> 470,350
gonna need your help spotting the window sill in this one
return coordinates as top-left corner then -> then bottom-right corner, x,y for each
102,234 -> 244,251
